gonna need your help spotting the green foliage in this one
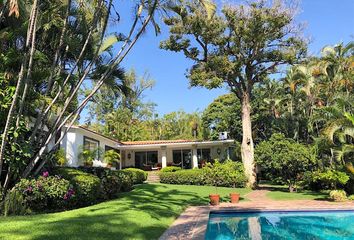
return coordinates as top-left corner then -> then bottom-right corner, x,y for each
3,189 -> 28,216
13,175 -> 72,212
112,170 -> 134,192
203,160 -> 247,188
329,190 -> 347,202
202,94 -> 242,141
121,168 -> 147,184
52,168 -> 101,207
78,145 -> 102,166
160,160 -> 246,188
303,169 -> 350,190
160,166 -> 182,172
348,195 -> 354,201
103,150 -> 120,166
255,133 -> 317,191
54,149 -> 67,166
160,169 -> 204,185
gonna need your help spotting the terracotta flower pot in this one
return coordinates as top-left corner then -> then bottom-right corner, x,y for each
230,193 -> 240,203
209,194 -> 220,206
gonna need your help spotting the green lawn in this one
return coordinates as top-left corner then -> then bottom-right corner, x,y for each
0,183 -> 250,240
266,190 -> 328,200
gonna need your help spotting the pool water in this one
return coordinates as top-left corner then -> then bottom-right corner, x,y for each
206,210 -> 354,240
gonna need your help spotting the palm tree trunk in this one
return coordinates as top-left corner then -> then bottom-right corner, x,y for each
240,92 -> 256,188
23,0 -> 157,177
16,6 -> 38,127
0,0 -> 38,181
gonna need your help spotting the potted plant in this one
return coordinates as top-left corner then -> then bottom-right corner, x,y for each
229,168 -> 241,203
205,161 -> 222,205
104,150 -> 120,168
224,160 -> 245,203
78,146 -> 101,167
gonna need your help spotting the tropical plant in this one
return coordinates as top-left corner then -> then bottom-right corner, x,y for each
103,150 -> 120,167
255,133 -> 317,192
161,0 -> 307,187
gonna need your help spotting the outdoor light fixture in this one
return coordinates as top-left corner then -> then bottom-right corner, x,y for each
217,148 -> 221,155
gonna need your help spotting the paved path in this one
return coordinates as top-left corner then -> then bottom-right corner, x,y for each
244,189 -> 270,201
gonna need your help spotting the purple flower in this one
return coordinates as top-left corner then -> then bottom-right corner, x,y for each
25,186 -> 33,193
42,171 -> 49,178
63,188 -> 75,200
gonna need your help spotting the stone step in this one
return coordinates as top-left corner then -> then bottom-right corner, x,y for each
147,171 -> 161,183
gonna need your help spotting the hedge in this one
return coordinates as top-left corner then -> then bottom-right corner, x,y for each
160,166 -> 182,173
160,160 -> 247,188
121,168 -> 147,184
52,168 -> 101,207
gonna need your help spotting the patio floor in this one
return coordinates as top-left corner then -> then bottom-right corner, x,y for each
159,189 -> 354,240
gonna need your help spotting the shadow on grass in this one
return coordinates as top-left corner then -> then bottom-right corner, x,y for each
0,183 -> 231,240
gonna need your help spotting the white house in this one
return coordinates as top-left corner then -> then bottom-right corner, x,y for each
60,126 -> 235,170
60,126 -> 120,167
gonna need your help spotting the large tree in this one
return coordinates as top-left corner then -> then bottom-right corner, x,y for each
161,0 -> 307,187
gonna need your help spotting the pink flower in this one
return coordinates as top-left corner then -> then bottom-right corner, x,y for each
42,171 -> 49,178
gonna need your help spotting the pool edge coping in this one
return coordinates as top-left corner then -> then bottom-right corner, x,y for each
158,203 -> 354,240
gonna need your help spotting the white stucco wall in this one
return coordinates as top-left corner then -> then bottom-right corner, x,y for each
60,127 -> 119,167
120,143 -> 232,168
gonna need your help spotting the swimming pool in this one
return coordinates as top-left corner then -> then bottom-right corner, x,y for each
206,210 -> 354,240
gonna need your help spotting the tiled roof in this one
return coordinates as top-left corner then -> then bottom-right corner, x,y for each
121,140 -> 194,145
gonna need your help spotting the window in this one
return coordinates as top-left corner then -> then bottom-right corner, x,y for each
172,149 -> 192,169
197,148 -> 211,162
135,151 -> 158,169
83,136 -> 99,160
105,145 -> 119,153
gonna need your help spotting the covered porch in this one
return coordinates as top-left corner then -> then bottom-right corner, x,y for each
117,139 -> 235,170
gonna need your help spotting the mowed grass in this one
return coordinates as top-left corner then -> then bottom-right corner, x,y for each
0,183 -> 251,240
266,190 -> 328,200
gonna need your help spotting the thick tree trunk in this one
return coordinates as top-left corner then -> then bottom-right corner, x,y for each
240,92 -> 256,188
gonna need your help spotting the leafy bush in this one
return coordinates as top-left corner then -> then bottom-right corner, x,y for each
160,169 -> 204,185
348,195 -> 354,201
160,160 -> 246,187
112,171 -> 133,192
13,174 -> 73,212
303,169 -> 350,190
255,133 -> 317,192
329,190 -> 347,202
76,166 -> 133,196
160,166 -> 182,172
53,168 -> 101,207
3,189 -> 28,216
203,160 -> 247,188
54,148 -> 67,166
121,168 -> 147,184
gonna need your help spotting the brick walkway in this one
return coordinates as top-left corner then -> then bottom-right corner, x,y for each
244,189 -> 270,201
159,191 -> 354,240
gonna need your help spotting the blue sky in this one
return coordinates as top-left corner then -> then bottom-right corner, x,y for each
102,0 -> 354,117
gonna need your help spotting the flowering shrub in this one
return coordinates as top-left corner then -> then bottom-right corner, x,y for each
14,174 -> 73,212
52,168 -> 101,207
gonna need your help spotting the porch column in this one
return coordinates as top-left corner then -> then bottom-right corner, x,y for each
192,145 -> 198,169
161,146 -> 167,168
